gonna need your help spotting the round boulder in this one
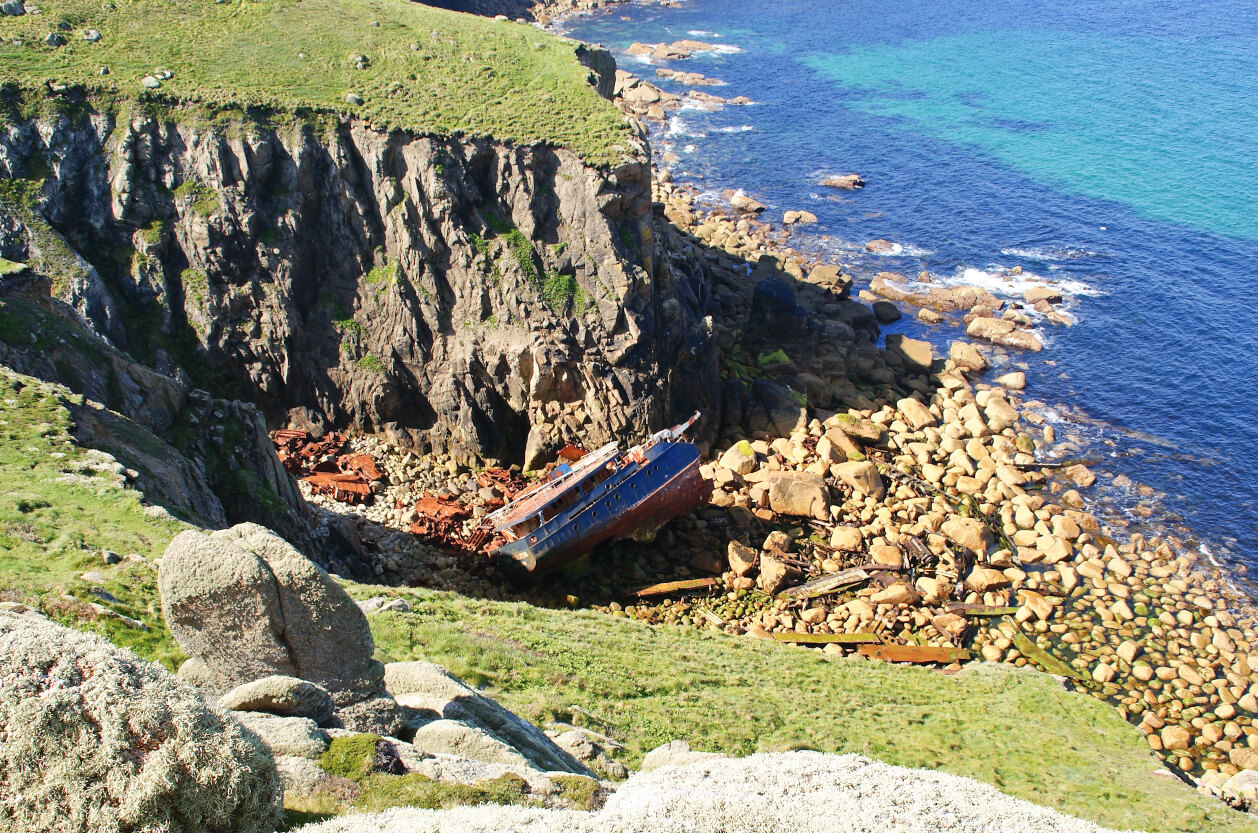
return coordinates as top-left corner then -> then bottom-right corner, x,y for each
0,610 -> 281,833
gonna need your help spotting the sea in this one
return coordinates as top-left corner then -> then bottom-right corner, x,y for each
560,0 -> 1258,591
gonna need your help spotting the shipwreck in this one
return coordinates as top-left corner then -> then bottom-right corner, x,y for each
484,412 -> 712,579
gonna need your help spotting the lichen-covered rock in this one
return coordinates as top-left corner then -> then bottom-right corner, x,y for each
159,523 -> 376,696
220,674 -> 336,723
0,610 -> 281,833
385,661 -> 591,775
236,712 -> 331,759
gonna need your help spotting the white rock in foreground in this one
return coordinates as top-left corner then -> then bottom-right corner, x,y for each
293,750 -> 1140,833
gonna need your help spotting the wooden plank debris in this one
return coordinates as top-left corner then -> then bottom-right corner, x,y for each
779,568 -> 870,599
947,603 -> 1019,617
632,578 -> 718,598
772,632 -> 880,645
1010,628 -> 1087,681
695,606 -> 725,626
858,644 -> 970,663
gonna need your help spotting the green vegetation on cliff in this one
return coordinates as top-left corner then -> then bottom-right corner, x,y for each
0,0 -> 632,165
0,364 -> 186,669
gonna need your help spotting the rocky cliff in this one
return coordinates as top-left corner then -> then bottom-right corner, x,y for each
0,89 -> 717,470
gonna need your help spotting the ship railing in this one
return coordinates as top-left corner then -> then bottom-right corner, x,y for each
484,442 -> 620,533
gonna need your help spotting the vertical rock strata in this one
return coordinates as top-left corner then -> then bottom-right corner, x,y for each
0,107 -> 717,467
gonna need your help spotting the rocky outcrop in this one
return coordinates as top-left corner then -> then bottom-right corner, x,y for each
385,661 -> 593,775
0,609 -> 282,833
159,523 -> 403,734
295,750 -> 1130,833
0,289 -> 312,545
0,94 -> 717,470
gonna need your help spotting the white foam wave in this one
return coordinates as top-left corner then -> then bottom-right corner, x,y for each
687,30 -> 721,37
1000,246 -> 1101,261
666,116 -> 706,138
934,266 -> 1101,299
713,125 -> 754,133
680,100 -> 724,113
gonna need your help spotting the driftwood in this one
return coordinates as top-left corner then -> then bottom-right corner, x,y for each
632,578 -> 718,598
1010,629 -> 1087,681
779,568 -> 871,600
946,603 -> 1018,617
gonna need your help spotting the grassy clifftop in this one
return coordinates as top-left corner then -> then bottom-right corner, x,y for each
0,0 -> 633,164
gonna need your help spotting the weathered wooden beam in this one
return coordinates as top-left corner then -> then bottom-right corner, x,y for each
632,578 -> 718,598
858,644 -> 971,663
779,568 -> 870,599
947,603 -> 1019,617
771,632 -> 880,645
1010,629 -> 1088,681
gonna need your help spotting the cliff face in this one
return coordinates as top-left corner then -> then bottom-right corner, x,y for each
0,100 -> 717,469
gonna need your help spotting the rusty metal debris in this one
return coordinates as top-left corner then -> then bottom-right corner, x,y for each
857,644 -> 971,663
271,429 -> 383,504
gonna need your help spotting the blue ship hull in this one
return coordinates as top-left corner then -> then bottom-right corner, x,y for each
494,441 -> 710,580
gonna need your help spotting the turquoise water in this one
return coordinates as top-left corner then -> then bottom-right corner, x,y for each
564,0 -> 1258,577
805,32 -> 1258,240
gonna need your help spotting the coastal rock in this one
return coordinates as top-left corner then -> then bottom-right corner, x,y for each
865,239 -> 898,255
965,317 -> 1044,351
384,661 -> 591,775
942,517 -> 993,554
219,675 -> 336,723
829,526 -> 863,552
949,341 -> 988,372
897,396 -> 937,429
718,440 -> 758,475
965,567 -> 1010,593
1023,286 -> 1063,305
758,553 -> 802,594
885,334 -> 934,373
871,300 -> 901,323
159,524 -> 377,697
833,461 -> 885,500
821,174 -> 865,189
727,540 -> 759,576
0,610 -> 282,833
764,471 -> 830,519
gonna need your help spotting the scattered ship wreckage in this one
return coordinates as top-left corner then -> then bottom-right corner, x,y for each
484,412 -> 712,580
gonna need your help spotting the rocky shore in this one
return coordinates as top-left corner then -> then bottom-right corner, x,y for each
275,45 -> 1258,808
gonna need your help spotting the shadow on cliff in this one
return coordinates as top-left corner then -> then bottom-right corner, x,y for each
352,203 -> 947,613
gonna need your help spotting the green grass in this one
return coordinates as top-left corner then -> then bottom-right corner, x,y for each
363,589 -> 1258,833
0,257 -> 28,276
0,367 -> 187,670
0,0 -> 633,166
0,178 -> 89,295
172,180 -> 220,217
356,353 -> 385,373
310,735 -> 533,815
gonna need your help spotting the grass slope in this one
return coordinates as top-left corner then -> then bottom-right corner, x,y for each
0,0 -> 632,165
0,353 -> 1248,829
0,367 -> 187,668
365,589 -> 1258,833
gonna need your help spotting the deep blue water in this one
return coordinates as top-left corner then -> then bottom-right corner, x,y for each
563,0 -> 1258,582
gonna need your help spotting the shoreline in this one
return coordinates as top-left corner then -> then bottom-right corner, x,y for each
299,0 -> 1258,798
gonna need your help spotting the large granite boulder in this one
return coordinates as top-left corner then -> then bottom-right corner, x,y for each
159,522 -> 402,734
384,661 -> 593,776
0,609 -> 281,833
